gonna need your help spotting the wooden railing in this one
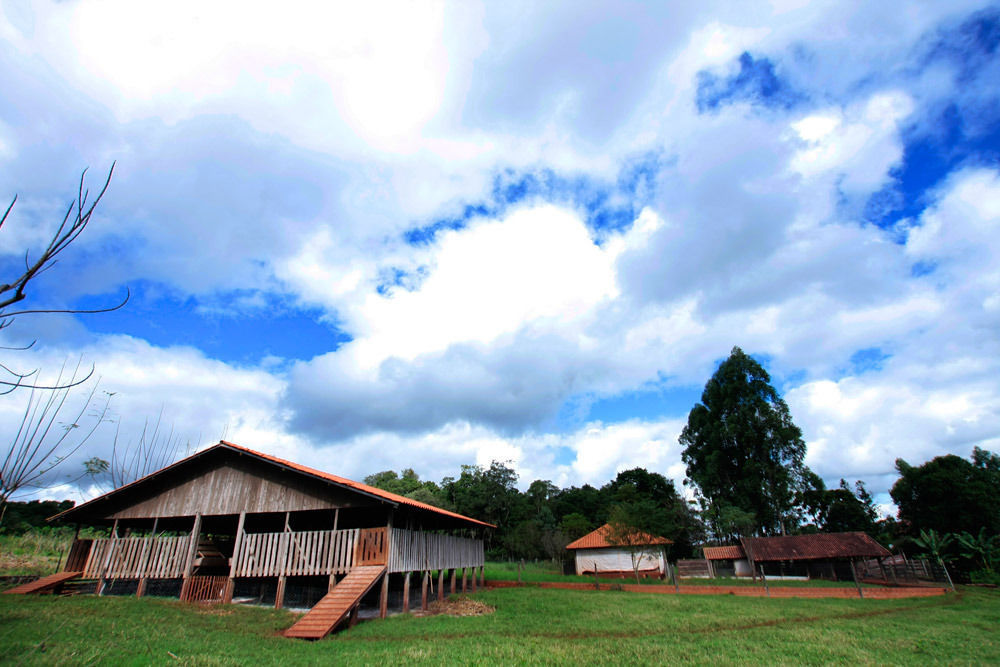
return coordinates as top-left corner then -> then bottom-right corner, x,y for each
387,528 -> 484,573
77,526 -> 484,580
233,528 -> 359,577
84,536 -> 189,579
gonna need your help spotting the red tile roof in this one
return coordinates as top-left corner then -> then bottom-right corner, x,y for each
565,523 -> 672,550
703,545 -> 746,560
741,532 -> 890,561
51,440 -> 494,529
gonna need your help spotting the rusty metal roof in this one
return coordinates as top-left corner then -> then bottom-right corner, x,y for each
51,440 -> 494,529
741,532 -> 890,561
703,545 -> 745,560
565,523 -> 672,550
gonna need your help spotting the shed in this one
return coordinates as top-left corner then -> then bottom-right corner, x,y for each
565,523 -> 671,578
44,441 -> 493,638
703,544 -> 753,578
703,532 -> 891,581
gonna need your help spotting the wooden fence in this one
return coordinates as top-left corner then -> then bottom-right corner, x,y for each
84,536 -> 189,579
387,528 -> 484,573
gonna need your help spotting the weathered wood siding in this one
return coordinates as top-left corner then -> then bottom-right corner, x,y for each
388,528 -> 484,573
110,463 -> 353,519
84,536 -> 189,578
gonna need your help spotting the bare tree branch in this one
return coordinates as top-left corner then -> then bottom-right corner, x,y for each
0,362 -> 111,522
0,165 -> 127,391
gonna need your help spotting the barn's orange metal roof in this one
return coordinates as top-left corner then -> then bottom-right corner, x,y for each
565,523 -> 672,550
51,440 -> 494,529
703,545 -> 745,560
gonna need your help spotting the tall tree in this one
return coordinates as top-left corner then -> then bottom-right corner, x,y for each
891,449 -> 999,537
680,346 -> 809,536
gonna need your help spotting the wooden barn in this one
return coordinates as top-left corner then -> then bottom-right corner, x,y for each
565,523 -> 671,578
39,441 -> 492,639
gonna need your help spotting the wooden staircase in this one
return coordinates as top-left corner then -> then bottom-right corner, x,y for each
283,565 -> 386,639
2,571 -> 82,595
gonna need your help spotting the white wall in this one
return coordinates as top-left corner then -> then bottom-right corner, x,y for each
573,548 -> 665,576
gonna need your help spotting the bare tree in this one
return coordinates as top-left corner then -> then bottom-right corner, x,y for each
0,362 -> 111,525
605,506 -> 670,584
84,407 -> 193,491
0,165 -> 128,393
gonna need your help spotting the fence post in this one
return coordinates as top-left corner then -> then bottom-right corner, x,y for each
759,565 -> 769,597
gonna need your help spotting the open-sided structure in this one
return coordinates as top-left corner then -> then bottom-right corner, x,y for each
45,441 -> 492,638
699,532 -> 891,581
565,523 -> 671,577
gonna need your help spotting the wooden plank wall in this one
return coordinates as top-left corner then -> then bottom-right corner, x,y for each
84,536 -> 189,579
387,528 -> 484,573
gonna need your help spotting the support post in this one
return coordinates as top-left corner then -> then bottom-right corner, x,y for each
421,570 -> 429,611
450,568 -> 456,595
461,567 -> 467,593
97,518 -> 120,596
517,560 -> 522,585
594,562 -> 600,590
471,566 -> 477,593
759,564 -> 769,597
480,565 -> 485,587
402,571 -> 411,612
224,512 -> 246,604
438,568 -> 444,602
137,517 -> 159,598
379,573 -> 389,619
328,573 -> 338,592
181,514 -> 202,601
850,559 -> 864,599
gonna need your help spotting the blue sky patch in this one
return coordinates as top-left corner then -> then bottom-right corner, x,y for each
696,52 -> 805,113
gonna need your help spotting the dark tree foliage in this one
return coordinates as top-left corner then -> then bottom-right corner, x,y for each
363,468 -> 450,509
0,499 -> 74,533
603,468 -> 703,558
891,447 -> 1000,537
442,461 -> 521,554
680,346 -> 810,537
797,472 -> 878,535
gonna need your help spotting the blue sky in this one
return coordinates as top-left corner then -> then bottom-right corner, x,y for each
1,1 -> 999,512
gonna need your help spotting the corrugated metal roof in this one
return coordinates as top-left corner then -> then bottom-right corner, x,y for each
703,545 -> 745,560
565,523 -> 672,550
741,532 -> 890,561
51,441 -> 494,529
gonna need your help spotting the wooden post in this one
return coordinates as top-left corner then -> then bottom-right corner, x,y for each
402,571 -> 411,612
450,568 -> 456,595
471,566 -> 477,593
275,513 -> 291,609
437,569 -> 444,601
421,570 -> 429,611
223,512 -> 245,604
348,605 -> 360,628
461,567 -> 467,593
181,514 -> 202,601
481,565 -> 485,587
594,562 -> 600,590
137,518 -> 159,598
672,562 -> 679,593
850,559 -> 864,598
97,519 -> 120,596
379,572 -> 389,619
759,564 -> 769,597
517,560 -> 522,585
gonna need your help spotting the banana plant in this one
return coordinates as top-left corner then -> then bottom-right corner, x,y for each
956,528 -> 998,573
914,529 -> 955,591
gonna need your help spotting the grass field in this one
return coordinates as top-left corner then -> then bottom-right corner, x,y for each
485,560 -> 876,587
1,585 -> 997,664
0,530 -> 77,576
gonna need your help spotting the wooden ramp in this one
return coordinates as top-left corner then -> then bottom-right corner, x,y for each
2,571 -> 82,595
283,565 -> 386,640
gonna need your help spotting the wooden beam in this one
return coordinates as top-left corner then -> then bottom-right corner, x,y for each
437,569 -> 444,602
421,570 -> 429,611
379,572 -> 389,619
450,568 -> 456,595
97,519 -> 120,596
402,571 -> 411,612
136,518 -> 159,598
461,567 -> 467,594
223,512 -> 246,604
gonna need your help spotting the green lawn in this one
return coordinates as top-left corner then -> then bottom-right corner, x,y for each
486,560 -> 876,587
1,586 -> 997,664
